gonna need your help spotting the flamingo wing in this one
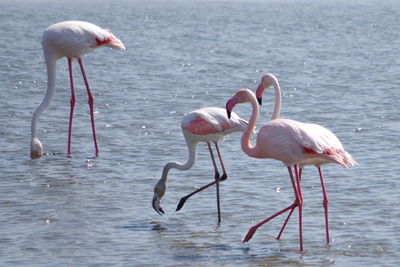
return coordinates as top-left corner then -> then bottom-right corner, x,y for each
181,107 -> 247,135
280,119 -> 356,167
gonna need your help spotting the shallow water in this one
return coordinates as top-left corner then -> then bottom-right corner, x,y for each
1,0 -> 399,266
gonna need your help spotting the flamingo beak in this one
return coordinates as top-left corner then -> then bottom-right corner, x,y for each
256,84 -> 264,106
152,194 -> 164,215
226,97 -> 239,119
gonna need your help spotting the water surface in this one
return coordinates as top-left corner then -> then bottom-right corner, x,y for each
1,0 -> 399,266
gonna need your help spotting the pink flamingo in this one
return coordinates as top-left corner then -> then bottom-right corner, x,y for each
226,84 -> 356,251
152,107 -> 248,224
30,21 -> 125,158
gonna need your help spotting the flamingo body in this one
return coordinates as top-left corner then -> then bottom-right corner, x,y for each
182,107 -> 247,141
254,118 -> 355,167
31,21 -> 125,157
42,21 -> 125,59
152,107 -> 247,223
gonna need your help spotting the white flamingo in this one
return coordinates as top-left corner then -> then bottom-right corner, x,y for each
152,107 -> 248,224
31,20 -> 125,158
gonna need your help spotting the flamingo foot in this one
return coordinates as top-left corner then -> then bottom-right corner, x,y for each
175,179 -> 219,212
176,196 -> 188,212
243,203 -> 297,243
243,226 -> 258,243
220,173 -> 227,181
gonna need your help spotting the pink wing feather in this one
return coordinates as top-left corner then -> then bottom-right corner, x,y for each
280,119 -> 356,167
181,107 -> 247,135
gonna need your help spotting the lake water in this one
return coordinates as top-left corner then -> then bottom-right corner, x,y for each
1,0 -> 399,266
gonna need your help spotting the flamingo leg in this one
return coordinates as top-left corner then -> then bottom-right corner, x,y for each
207,142 -> 221,224
67,58 -> 75,155
276,168 -> 303,240
276,204 -> 295,240
276,167 -> 303,240
294,165 -> 304,251
318,167 -> 330,244
77,58 -> 99,156
214,142 -> 227,181
176,180 -> 218,212
176,142 -> 227,214
243,165 -> 301,245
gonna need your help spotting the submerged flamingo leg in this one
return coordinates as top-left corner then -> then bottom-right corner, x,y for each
243,166 -> 300,243
318,167 -> 330,244
214,142 -> 227,181
77,58 -> 99,156
67,58 -> 75,155
277,167 -> 303,240
207,142 -> 221,224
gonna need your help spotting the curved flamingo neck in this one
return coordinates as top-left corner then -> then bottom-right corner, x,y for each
31,49 -> 58,140
158,136 -> 197,188
271,78 -> 282,120
241,93 -> 259,158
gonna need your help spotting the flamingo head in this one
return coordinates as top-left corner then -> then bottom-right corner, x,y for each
96,32 -> 126,51
152,181 -> 166,215
256,73 -> 278,105
107,33 -> 126,51
30,137 -> 43,159
226,88 -> 253,119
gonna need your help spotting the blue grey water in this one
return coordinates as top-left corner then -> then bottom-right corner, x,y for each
0,0 -> 399,266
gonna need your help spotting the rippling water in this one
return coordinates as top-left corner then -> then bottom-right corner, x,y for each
1,0 -> 399,266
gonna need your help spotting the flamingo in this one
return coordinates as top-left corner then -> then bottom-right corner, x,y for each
225,85 -> 356,251
30,21 -> 125,158
152,107 -> 248,224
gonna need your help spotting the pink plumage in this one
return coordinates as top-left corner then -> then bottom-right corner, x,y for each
226,74 -> 356,251
255,118 -> 355,167
181,107 -> 247,136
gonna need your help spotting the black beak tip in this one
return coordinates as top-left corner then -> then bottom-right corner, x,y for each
154,207 -> 164,215
152,199 -> 165,215
227,110 -> 231,119
257,98 -> 262,105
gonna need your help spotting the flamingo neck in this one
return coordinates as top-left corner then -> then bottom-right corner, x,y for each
241,94 -> 259,158
31,49 -> 57,140
271,79 -> 282,120
158,137 -> 198,191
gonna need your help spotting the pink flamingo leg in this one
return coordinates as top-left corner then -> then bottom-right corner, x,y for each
207,142 -> 221,224
295,165 -> 304,251
67,58 -> 76,155
276,167 -> 303,240
243,166 -> 301,244
276,204 -> 295,240
77,58 -> 99,156
318,167 -> 330,244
